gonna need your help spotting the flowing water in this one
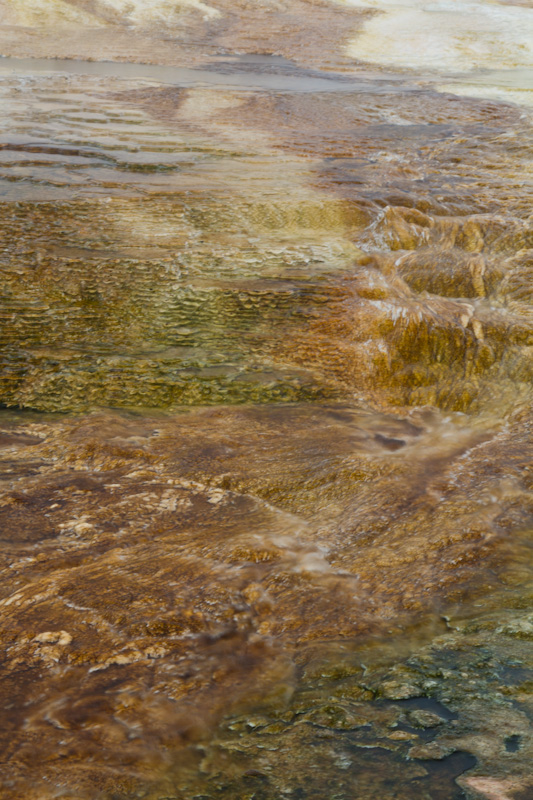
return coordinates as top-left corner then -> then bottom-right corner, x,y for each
0,2 -> 532,799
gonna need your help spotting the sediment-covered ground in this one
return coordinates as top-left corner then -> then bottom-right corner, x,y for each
0,1 -> 532,798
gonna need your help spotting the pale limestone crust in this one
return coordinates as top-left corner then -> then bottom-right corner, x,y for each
33,631 -> 73,645
0,0 -> 105,26
98,0 -> 221,23
346,0 -> 533,72
0,0 -> 221,27
345,0 -> 533,106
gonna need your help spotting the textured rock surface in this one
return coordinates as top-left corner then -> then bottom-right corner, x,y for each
0,404 -> 532,797
0,1 -> 531,798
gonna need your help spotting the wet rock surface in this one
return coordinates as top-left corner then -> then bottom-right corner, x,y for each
0,1 -> 532,798
0,404 -> 532,798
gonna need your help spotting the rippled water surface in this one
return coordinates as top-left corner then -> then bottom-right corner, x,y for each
0,2 -> 532,799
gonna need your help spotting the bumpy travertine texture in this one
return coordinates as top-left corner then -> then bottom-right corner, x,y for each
0,405 -> 532,798
1,78 -> 531,415
0,0 -> 370,69
346,0 -> 533,72
0,2 -> 532,799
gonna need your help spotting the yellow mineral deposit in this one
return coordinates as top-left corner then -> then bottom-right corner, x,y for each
0,1 -> 532,799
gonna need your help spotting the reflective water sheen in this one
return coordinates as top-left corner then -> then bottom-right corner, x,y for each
0,2 -> 532,799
